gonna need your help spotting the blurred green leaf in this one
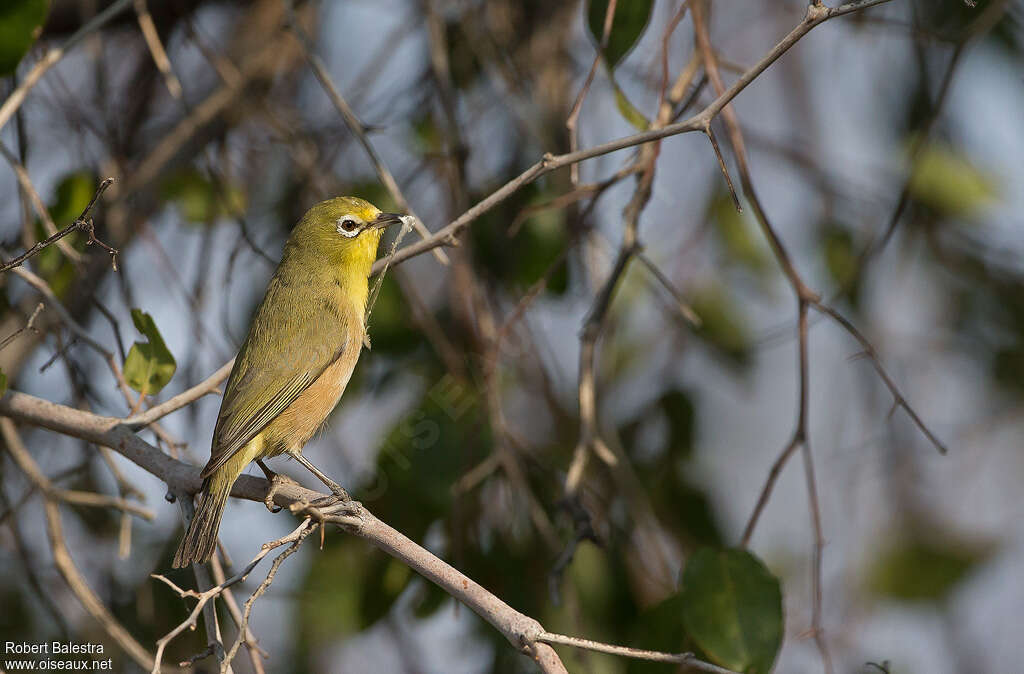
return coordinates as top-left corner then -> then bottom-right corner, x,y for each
587,0 -> 654,69
0,0 -> 49,76
360,382 -> 488,541
32,171 -> 95,298
709,192 -> 770,275
0,369 -> 7,396
821,224 -> 862,306
124,309 -> 176,396
50,171 -> 95,223
161,169 -> 246,225
470,183 -> 569,295
299,541 -> 367,647
689,284 -> 752,367
908,142 -> 998,218
367,276 -> 424,356
613,81 -> 650,130
358,553 -> 413,628
869,538 -> 990,601
410,114 -> 442,154
680,547 -> 783,674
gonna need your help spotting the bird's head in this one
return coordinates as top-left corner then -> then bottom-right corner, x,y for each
287,196 -> 409,272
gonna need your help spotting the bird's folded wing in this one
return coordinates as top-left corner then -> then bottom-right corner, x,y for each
201,316 -> 349,479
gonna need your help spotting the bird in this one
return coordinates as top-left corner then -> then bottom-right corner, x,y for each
173,196 -> 409,568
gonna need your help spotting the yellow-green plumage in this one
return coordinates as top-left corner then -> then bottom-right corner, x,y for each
173,197 -> 397,568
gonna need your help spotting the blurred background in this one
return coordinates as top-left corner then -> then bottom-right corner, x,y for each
0,0 -> 1022,672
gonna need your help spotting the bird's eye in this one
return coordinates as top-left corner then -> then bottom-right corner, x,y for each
337,217 -> 360,237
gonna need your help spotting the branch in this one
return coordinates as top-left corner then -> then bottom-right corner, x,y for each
0,0 -> 134,133
373,0 -> 898,275
0,176 -> 118,274
286,11 -> 448,265
537,632 -> 737,674
121,359 -> 233,429
0,419 -> 158,671
0,388 -> 731,673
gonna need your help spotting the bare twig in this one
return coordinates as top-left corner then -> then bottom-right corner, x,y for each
0,143 -> 83,265
0,0 -> 134,132
209,553 -> 269,674
374,0 -> 901,274
0,419 -> 157,671
0,389 -> 735,674
286,11 -> 448,265
122,359 -> 233,429
0,176 -> 117,273
134,0 -> 183,100
150,521 -> 313,674
0,303 -> 44,352
537,632 -> 738,673
219,523 -> 317,673
566,0 -> 618,187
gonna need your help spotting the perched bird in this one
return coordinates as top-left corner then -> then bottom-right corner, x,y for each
173,197 -> 409,568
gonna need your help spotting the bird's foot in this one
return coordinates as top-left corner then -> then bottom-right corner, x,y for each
257,460 -> 297,513
310,491 -> 359,513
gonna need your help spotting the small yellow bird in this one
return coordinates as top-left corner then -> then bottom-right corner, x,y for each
173,197 -> 408,568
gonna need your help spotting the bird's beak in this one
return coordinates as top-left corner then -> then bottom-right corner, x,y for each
371,212 -> 409,230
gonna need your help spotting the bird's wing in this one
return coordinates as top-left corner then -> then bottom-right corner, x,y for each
202,282 -> 355,478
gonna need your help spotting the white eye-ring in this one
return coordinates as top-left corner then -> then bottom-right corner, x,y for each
336,216 -> 363,237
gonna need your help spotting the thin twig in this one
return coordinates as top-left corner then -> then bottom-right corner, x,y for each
0,303 -> 44,352
0,419 -> 157,671
566,0 -> 618,187
150,521 -> 314,674
374,0 -> 900,274
0,0 -> 134,132
134,0 -> 183,99
286,10 -> 448,265
537,632 -> 738,674
0,176 -> 117,273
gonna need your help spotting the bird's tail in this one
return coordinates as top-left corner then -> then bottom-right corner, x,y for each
172,472 -> 233,568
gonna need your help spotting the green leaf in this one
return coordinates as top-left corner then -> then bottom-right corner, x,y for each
0,0 -> 49,76
587,0 -> 654,69
298,541 -> 368,646
366,276 -> 424,356
469,182 -> 570,295
821,223 -> 862,305
689,284 -> 752,367
161,169 -> 246,225
357,553 -> 412,628
32,171 -> 96,292
869,539 -> 990,601
908,142 -> 998,218
124,309 -> 176,396
613,80 -> 650,130
680,547 -> 783,674
709,192 -> 770,275
0,369 -> 7,397
50,171 -> 95,224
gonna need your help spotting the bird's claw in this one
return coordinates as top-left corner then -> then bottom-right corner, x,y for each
310,493 -> 360,513
261,469 -> 299,514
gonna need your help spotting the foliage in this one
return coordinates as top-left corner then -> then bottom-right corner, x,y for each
869,538 -> 991,602
124,309 -> 177,397
0,0 -> 49,75
680,548 -> 783,674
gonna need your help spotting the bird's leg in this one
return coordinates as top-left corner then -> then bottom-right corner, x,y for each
256,459 -> 297,513
286,450 -> 358,509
